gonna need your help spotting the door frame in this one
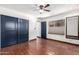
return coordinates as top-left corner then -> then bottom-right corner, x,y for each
66,15 -> 79,39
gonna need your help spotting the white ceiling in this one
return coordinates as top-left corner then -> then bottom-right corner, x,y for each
0,4 -> 79,18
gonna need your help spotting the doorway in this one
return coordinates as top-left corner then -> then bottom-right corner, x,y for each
41,22 -> 47,39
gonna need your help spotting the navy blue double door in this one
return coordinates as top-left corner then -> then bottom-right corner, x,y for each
1,15 -> 29,47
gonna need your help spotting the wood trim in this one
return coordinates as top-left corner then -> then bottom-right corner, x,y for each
37,36 -> 41,38
29,39 -> 36,42
66,35 -> 78,39
66,15 -> 79,18
66,16 -> 78,39
48,33 -> 64,35
46,38 -> 79,46
66,17 -> 67,38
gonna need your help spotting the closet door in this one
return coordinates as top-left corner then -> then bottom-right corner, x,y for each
66,16 -> 78,39
18,19 -> 29,43
1,15 -> 18,47
1,15 -> 6,47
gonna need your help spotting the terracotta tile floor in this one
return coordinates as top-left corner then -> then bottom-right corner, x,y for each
0,38 -> 79,55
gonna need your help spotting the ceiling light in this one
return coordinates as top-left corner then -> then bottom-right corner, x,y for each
39,10 -> 44,14
35,4 -> 50,14
39,10 -> 43,13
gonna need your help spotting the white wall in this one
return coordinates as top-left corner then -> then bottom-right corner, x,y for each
29,20 -> 41,39
0,17 -> 1,47
40,9 -> 79,45
36,22 -> 41,37
29,18 -> 38,40
0,7 -> 38,41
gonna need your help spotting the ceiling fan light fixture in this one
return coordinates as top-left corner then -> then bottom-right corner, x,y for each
35,4 -> 50,14
39,10 -> 44,13
39,9 -> 44,14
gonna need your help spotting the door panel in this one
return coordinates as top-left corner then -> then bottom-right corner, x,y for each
41,22 -> 46,38
1,15 -> 18,47
1,16 -> 6,47
18,19 -> 29,43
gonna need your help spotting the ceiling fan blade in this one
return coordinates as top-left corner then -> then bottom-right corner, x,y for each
44,4 -> 50,8
44,9 -> 50,12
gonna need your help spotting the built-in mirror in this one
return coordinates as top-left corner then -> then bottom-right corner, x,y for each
66,16 -> 79,39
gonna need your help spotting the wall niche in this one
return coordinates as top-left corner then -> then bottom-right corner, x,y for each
48,19 -> 65,35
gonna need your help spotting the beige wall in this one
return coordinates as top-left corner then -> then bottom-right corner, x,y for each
0,16 -> 1,47
40,9 -> 79,45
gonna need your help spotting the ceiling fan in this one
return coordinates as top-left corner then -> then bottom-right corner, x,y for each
35,4 -> 50,14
